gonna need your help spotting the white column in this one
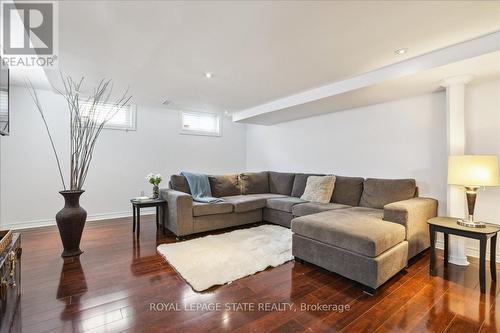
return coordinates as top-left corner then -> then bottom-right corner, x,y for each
440,75 -> 473,266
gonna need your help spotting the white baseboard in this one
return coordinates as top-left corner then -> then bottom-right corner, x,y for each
435,239 -> 500,263
1,208 -> 155,230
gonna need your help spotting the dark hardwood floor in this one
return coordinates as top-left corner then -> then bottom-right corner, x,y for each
13,216 -> 500,333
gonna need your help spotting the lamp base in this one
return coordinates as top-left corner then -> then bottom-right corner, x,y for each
457,219 -> 486,228
457,187 -> 485,228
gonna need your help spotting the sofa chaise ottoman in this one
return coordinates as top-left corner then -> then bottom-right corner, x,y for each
292,179 -> 438,293
160,171 -> 438,293
292,207 -> 408,294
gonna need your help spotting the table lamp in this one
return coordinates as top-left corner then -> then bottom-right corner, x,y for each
448,155 -> 500,228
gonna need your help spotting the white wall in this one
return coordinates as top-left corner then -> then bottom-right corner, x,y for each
0,86 -> 246,229
466,79 -> 500,225
246,79 -> 500,260
247,92 -> 449,214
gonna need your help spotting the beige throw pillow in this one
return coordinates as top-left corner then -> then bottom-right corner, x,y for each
300,176 -> 336,203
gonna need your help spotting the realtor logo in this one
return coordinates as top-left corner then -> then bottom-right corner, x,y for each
1,1 -> 58,67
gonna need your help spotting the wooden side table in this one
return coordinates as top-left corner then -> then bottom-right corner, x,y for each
428,217 -> 500,293
130,199 -> 167,238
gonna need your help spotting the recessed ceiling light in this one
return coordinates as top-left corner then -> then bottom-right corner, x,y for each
394,48 -> 408,55
205,72 -> 213,79
224,110 -> 229,115
161,99 -> 171,106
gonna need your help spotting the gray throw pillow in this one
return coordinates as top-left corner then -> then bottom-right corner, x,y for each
269,171 -> 295,195
170,175 -> 191,194
240,172 -> 269,194
208,174 -> 241,197
291,173 -> 325,197
300,176 -> 336,203
331,175 -> 364,206
359,178 -> 416,209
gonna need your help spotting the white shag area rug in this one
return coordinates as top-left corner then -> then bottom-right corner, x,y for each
157,224 -> 293,291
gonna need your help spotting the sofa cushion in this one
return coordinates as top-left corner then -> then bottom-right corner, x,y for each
292,202 -> 351,217
359,178 -> 417,209
246,193 -> 287,200
222,195 -> 266,213
345,206 -> 384,218
170,175 -> 191,194
331,176 -> 364,206
300,176 -> 336,203
240,172 -> 269,194
291,173 -> 324,197
208,174 -> 241,197
192,202 -> 233,217
269,172 -> 295,195
291,209 -> 405,257
266,197 -> 307,213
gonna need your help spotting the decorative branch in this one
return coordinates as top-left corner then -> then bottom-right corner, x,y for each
26,74 -> 132,191
25,79 -> 67,190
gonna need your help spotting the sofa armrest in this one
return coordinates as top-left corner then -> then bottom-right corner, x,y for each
160,188 -> 194,236
383,197 -> 438,258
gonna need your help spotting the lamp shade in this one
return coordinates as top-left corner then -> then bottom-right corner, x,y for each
448,155 -> 500,186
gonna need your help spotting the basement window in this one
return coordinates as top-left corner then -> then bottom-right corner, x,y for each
80,102 -> 137,131
181,111 -> 221,137
0,89 -> 7,122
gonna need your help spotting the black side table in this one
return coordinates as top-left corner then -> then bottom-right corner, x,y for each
428,217 -> 500,293
130,199 -> 167,238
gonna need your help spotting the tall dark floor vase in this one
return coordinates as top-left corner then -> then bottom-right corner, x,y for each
56,190 -> 87,257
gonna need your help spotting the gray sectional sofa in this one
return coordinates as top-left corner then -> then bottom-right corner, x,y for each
160,171 -> 438,293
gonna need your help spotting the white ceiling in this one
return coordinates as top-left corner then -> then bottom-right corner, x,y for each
234,32 -> 500,124
239,51 -> 500,124
14,1 -> 500,122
